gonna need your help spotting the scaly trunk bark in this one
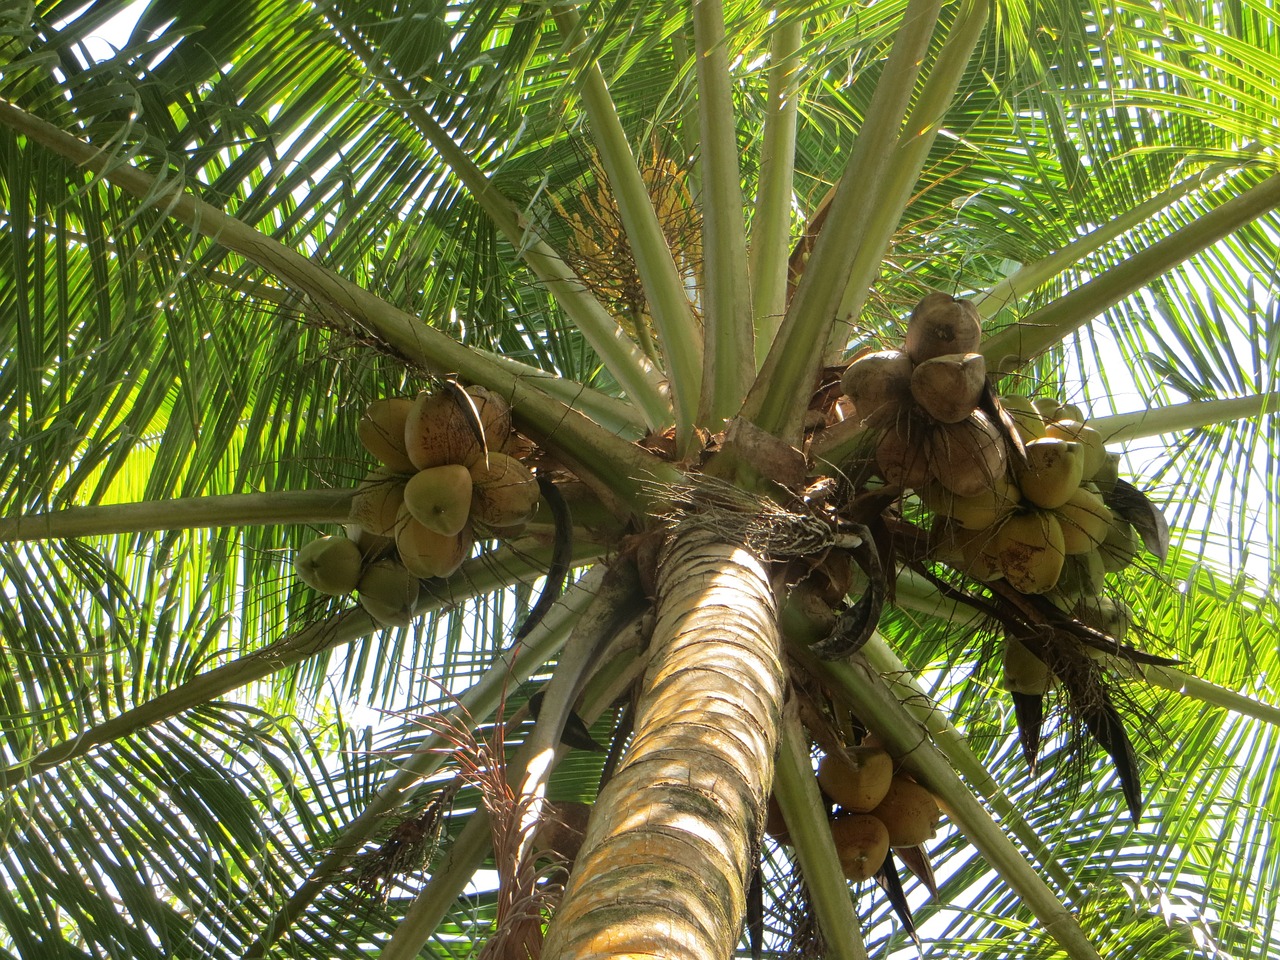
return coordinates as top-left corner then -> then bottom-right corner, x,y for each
542,527 -> 783,960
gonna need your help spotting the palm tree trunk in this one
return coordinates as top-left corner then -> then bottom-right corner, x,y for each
542,527 -> 783,960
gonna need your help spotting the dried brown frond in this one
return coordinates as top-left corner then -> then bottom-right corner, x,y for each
348,778 -> 461,902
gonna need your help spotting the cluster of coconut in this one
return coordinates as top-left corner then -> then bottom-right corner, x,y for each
928,393 -> 1141,615
766,740 -> 943,883
293,384 -> 541,627
842,293 -> 1147,602
841,292 -> 1006,497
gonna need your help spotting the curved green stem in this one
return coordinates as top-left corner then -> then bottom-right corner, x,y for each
773,701 -> 870,960
693,0 -> 755,429
827,0 -> 990,361
1089,391 -> 1280,443
751,17 -> 803,361
0,98 -> 674,508
317,11 -> 671,429
743,0 -> 944,441
0,488 -> 356,541
980,174 -> 1280,367
973,173 -> 1213,320
553,5 -> 704,447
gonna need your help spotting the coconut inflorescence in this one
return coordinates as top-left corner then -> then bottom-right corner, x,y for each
293,382 -> 542,626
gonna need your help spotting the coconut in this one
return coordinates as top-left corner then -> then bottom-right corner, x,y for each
1045,419 -> 1107,480
1003,636 -> 1052,695
921,473 -> 1021,530
1016,437 -> 1085,509
502,431 -> 537,461
764,794 -> 790,844
348,468 -> 410,538
904,293 -> 982,363
1099,516 -> 1139,572
470,452 -> 540,528
404,390 -> 477,470
1057,401 -> 1085,422
927,409 -> 1007,497
1056,548 -> 1106,600
817,747 -> 894,813
868,777 -> 942,847
404,385 -> 513,471
403,464 -> 474,537
910,352 -> 987,423
1075,594 -> 1134,641
829,813 -> 891,881
995,510 -> 1066,594
957,527 -> 1006,581
344,523 -> 395,563
875,418 -> 931,489
357,558 -> 420,628
1032,396 -> 1064,421
357,398 -> 416,473
294,535 -> 364,595
1054,486 -> 1112,554
465,385 -> 514,448
1091,451 -> 1122,495
395,506 -> 473,579
998,394 -> 1047,443
779,582 -> 837,646
840,350 -> 913,425
532,800 -> 592,868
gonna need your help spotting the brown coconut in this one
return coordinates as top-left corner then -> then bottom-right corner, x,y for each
779,582 -> 837,646
294,535 -> 364,595
532,801 -> 592,868
404,385 -> 513,470
927,409 -> 1007,498
403,464 -> 474,537
875,416 -> 931,489
469,452 -> 540,528
904,293 -> 982,363
829,813 -> 891,882
344,523 -> 395,563
357,558 -> 420,628
764,794 -> 791,844
868,777 -> 942,847
840,350 -> 913,425
909,352 -> 987,423
817,746 -> 894,813
357,397 -> 416,473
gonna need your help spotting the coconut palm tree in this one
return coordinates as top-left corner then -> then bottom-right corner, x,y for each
2,0 -> 1279,958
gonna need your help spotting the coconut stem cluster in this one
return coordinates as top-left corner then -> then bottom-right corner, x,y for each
293,384 -> 541,626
